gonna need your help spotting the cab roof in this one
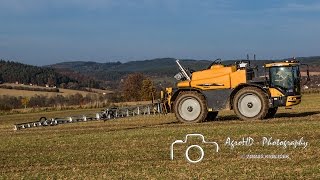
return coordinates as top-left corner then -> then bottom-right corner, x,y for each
265,60 -> 300,68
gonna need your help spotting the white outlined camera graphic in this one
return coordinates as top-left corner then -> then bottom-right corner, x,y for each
170,134 -> 219,163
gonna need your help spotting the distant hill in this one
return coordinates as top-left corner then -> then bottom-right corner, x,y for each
50,56 -> 320,76
48,58 -> 282,82
48,58 -> 269,80
296,56 -> 320,72
48,56 -> 320,89
288,56 -> 320,64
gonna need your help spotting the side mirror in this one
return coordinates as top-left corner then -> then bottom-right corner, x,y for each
301,63 -> 311,85
307,69 -> 311,81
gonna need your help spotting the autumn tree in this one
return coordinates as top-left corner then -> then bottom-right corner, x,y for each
122,73 -> 145,101
141,78 -> 156,101
21,97 -> 30,109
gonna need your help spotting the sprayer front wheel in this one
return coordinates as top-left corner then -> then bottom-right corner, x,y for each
233,87 -> 269,120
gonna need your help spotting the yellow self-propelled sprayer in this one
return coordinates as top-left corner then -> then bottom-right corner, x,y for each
162,58 -> 310,123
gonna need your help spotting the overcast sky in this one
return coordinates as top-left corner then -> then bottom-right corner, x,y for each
1,0 -> 320,65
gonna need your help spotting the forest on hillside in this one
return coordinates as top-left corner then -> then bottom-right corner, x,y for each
1,56 -> 320,91
0,60 -> 101,89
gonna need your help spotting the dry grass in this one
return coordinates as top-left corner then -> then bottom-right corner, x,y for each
0,88 -> 94,97
0,83 -> 111,97
0,94 -> 319,179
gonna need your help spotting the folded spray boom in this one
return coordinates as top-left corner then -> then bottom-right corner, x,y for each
14,102 -> 167,131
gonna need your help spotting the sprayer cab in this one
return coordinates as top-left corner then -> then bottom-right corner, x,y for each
265,60 -> 310,107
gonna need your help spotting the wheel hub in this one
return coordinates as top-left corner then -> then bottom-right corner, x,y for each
238,93 -> 262,118
178,98 -> 201,121
247,102 -> 253,108
187,106 -> 193,112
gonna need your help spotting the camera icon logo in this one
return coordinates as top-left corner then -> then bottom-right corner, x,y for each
170,134 -> 219,163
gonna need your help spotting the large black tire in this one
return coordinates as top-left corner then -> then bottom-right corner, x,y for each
233,87 -> 269,120
174,91 -> 208,123
206,111 -> 218,121
264,107 -> 278,119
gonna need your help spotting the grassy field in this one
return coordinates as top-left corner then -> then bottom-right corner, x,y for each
0,83 -> 112,97
0,94 -> 319,179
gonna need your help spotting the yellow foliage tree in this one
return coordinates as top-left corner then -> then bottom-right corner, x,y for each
141,78 -> 156,101
21,97 -> 30,109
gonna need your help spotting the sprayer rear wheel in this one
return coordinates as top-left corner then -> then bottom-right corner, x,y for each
174,91 -> 207,123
